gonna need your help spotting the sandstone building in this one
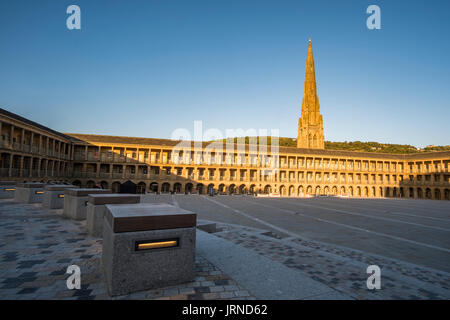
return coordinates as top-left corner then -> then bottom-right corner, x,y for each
0,41 -> 449,200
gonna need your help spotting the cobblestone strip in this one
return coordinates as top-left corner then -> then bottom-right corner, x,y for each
0,200 -> 254,300
212,222 -> 450,300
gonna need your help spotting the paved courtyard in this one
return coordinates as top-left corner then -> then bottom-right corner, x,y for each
0,194 -> 449,299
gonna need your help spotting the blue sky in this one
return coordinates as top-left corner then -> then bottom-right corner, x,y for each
0,0 -> 449,147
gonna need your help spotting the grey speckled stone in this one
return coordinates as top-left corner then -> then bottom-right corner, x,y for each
87,194 -> 140,237
102,213 -> 196,296
0,183 -> 16,199
63,189 -> 111,220
14,185 -> 45,203
42,185 -> 75,209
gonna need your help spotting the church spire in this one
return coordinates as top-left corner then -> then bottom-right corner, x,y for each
297,39 -> 325,149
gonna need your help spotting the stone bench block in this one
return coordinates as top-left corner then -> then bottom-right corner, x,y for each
87,194 -> 141,237
63,188 -> 111,220
42,185 -> 76,209
0,181 -> 17,199
14,183 -> 45,203
102,203 -> 197,296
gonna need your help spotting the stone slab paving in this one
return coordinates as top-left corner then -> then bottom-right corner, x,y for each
210,220 -> 450,299
0,200 -> 254,300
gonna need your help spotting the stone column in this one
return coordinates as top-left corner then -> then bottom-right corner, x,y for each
9,154 -> 13,177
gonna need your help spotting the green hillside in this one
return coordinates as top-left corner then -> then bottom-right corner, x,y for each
214,137 -> 450,154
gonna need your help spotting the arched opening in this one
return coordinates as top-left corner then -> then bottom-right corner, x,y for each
332,186 -> 337,195
379,187 -> 383,197
161,182 -> 171,193
348,186 -> 353,197
86,180 -> 96,188
324,186 -> 329,196
249,184 -> 256,194
340,186 -> 346,196
264,185 -> 272,194
307,185 -> 313,195
218,184 -> 225,193
385,187 -> 390,197
100,181 -> 108,189
208,184 -> 215,195
149,182 -> 158,193
371,187 -> 376,197
72,180 -> 81,187
197,183 -> 204,194
434,189 -> 441,200
425,188 -> 432,199
280,185 -> 286,196
137,182 -> 146,194
173,183 -> 182,193
417,188 -> 423,198
409,187 -> 414,198
364,187 -> 368,197
289,185 -> 295,196
238,184 -> 246,194
298,186 -> 304,196
315,186 -> 321,196
120,180 -> 137,194
445,189 -> 450,200
228,184 -> 235,195
393,187 -> 397,197
112,181 -> 121,193
399,187 -> 404,198
185,183 -> 193,194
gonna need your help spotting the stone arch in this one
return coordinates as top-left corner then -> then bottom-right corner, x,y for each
417,188 -> 423,198
315,186 -> 321,196
280,185 -> 287,196
218,184 -> 225,193
228,184 -> 235,195
323,186 -> 329,195
161,182 -> 171,193
399,187 -> 404,198
264,185 -> 272,194
149,182 -> 158,193
363,187 -> 368,197
298,185 -> 304,196
379,187 -> 383,197
409,187 -> 414,198
173,182 -> 182,193
393,187 -> 397,197
289,185 -> 295,196
72,180 -> 81,187
86,180 -> 96,188
371,187 -> 376,197
332,186 -> 338,195
137,182 -> 146,194
444,189 -> 449,200
208,183 -> 215,194
340,186 -> 346,196
348,186 -> 353,197
434,188 -> 441,200
306,185 -> 313,195
197,183 -> 204,194
249,184 -> 256,194
185,183 -> 193,194
100,181 -> 108,190
238,184 -> 246,194
425,188 -> 432,199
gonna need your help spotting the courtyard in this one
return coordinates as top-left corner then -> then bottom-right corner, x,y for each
0,195 -> 449,299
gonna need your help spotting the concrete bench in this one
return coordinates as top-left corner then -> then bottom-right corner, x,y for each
0,181 -> 17,199
86,194 -> 141,237
102,203 -> 197,296
63,188 -> 111,220
42,185 -> 76,209
14,182 -> 45,203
